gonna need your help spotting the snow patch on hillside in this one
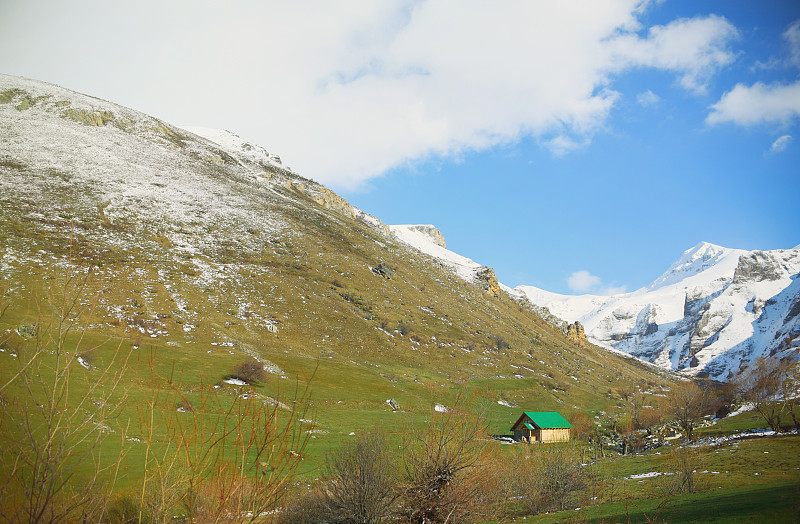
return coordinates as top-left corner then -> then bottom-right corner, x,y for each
179,126 -> 284,169
389,225 -> 482,282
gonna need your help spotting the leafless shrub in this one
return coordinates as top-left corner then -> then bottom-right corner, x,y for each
134,350 -> 314,523
0,258 -> 131,523
103,494 -> 151,524
494,335 -> 510,351
281,486 -> 332,523
230,357 -> 268,385
397,397 -> 488,523
319,432 -> 398,523
397,320 -> 412,336
660,446 -> 704,495
514,443 -> 591,514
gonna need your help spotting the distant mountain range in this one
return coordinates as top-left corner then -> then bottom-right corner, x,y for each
395,227 -> 800,382
2,73 -> 794,386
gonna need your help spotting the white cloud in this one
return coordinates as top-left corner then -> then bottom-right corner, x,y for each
605,15 -> 738,93
637,90 -> 661,106
770,134 -> 793,153
568,271 -> 602,293
0,1 -> 741,189
568,270 -> 627,295
785,20 -> 800,67
543,135 -> 589,157
706,81 -> 800,126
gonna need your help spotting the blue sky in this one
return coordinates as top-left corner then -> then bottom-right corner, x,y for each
341,1 -> 800,293
1,1 -> 798,295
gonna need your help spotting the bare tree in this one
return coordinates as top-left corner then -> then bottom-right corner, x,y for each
320,432 -> 398,523
736,357 -> 786,432
618,380 -> 647,430
663,381 -> 710,442
781,361 -> 800,431
398,398 -> 488,523
0,262 -> 130,523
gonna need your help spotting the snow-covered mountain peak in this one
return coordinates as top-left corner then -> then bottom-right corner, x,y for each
514,242 -> 800,381
179,126 -> 284,170
647,241 -> 744,291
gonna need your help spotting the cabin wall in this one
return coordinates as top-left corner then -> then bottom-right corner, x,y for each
540,428 -> 570,442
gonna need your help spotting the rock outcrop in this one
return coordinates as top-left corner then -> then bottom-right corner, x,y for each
733,251 -> 784,284
475,266 -> 501,298
403,225 -> 447,248
565,321 -> 586,347
373,262 -> 394,279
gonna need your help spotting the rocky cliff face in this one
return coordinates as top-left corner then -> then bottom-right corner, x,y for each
565,321 -> 586,347
515,242 -> 800,381
475,266 -> 502,298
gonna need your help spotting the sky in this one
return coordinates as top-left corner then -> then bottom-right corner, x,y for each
1,1 -> 799,295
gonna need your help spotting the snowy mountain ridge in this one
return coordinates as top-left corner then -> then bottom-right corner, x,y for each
6,73 -> 793,384
169,123 -> 800,383
384,226 -> 799,382
515,244 -> 800,381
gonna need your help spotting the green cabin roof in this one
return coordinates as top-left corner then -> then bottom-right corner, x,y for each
514,411 -> 573,430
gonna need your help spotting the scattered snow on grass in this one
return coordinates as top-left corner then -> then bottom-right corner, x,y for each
626,471 -> 663,480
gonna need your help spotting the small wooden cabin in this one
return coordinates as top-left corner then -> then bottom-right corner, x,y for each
510,411 -> 572,443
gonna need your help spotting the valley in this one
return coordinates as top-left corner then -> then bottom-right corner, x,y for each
0,74 -> 798,522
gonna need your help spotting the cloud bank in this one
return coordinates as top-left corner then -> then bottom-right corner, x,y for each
0,1 -> 739,188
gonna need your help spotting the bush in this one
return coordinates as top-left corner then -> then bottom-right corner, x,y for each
398,401 -> 487,523
103,494 -> 151,524
281,486 -> 333,523
230,358 -> 267,384
661,446 -> 704,495
511,444 -> 590,514
397,320 -> 412,336
494,335 -> 510,351
321,432 -> 397,523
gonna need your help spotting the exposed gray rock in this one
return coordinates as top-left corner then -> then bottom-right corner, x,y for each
373,262 -> 394,279
734,251 -> 784,283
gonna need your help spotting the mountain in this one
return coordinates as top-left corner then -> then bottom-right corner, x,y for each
382,215 -> 800,382
513,242 -> 800,381
0,74 -> 673,450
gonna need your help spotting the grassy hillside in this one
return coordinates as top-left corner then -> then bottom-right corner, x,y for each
0,76 -> 685,519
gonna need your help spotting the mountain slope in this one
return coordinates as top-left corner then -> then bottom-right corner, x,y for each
0,74 -> 675,457
514,242 -> 800,381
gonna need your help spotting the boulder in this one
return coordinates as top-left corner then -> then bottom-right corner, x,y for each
373,262 -> 394,279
